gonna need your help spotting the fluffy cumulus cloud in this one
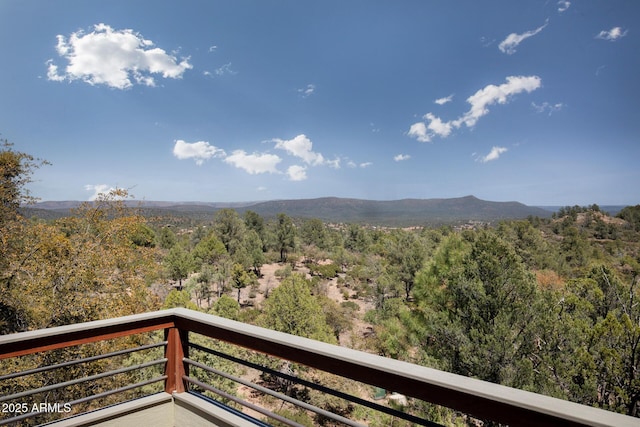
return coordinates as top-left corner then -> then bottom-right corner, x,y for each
173,140 -> 226,165
596,27 -> 628,41
273,134 -> 325,166
224,150 -> 281,175
84,184 -> 115,201
459,75 -> 542,127
394,154 -> 411,162
425,113 -> 453,138
172,133 -> 349,182
478,146 -> 508,163
407,122 -> 430,143
286,165 -> 307,181
46,23 -> 192,89
499,20 -> 548,55
408,76 -> 542,142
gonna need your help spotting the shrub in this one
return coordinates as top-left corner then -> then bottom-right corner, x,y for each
340,301 -> 360,313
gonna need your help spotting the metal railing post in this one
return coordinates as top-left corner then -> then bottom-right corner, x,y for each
164,326 -> 188,393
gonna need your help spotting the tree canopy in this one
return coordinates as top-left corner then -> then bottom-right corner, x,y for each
262,274 -> 335,344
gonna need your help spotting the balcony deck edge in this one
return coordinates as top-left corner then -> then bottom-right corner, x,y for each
42,393 -> 173,427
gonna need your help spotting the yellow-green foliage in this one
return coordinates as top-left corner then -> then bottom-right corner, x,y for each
262,274 -> 336,344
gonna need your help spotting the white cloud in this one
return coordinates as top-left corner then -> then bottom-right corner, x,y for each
499,20 -> 548,55
557,1 -> 571,13
478,146 -> 508,163
46,61 -> 66,82
215,62 -> 237,76
298,84 -> 315,97
273,134 -> 325,165
170,133 -> 338,181
46,23 -> 192,89
407,122 -> 430,142
435,94 -> 454,105
84,184 -> 114,201
456,75 -> 542,128
208,45 -> 218,52
286,165 -> 307,181
173,140 -> 226,165
346,160 -> 371,168
596,27 -> 628,41
425,113 -> 453,138
409,76 -> 542,142
224,150 -> 281,175
532,101 -> 565,115
394,154 -> 411,162
326,158 -> 341,169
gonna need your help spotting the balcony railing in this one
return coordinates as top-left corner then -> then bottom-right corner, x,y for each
0,308 -> 637,427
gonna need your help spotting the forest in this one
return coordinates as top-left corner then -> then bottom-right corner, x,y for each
2,141 -> 640,425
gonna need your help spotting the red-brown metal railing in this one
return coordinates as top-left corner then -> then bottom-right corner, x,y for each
0,308 -> 638,427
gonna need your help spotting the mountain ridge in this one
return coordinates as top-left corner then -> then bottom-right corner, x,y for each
26,195 -> 557,226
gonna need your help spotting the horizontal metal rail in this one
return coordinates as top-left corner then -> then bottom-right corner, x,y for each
189,341 -> 442,427
0,313 -> 176,426
66,376 -> 167,407
0,376 -> 167,426
1,308 -> 638,427
184,376 -> 308,427
0,310 -> 176,359
0,341 -> 167,382
0,359 -> 166,403
173,308 -> 638,427
185,357 -> 368,427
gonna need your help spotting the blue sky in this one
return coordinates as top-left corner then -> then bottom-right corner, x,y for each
1,1 -> 638,206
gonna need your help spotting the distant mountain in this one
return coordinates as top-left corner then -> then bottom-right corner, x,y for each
32,200 -> 86,210
31,200 -> 255,210
26,195 -> 553,226
235,196 -> 552,225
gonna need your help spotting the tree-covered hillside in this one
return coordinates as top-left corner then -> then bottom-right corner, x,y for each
25,195 -> 555,227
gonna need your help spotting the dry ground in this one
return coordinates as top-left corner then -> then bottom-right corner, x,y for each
235,261 -> 375,347
212,261 -> 378,423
